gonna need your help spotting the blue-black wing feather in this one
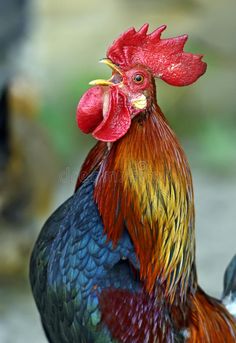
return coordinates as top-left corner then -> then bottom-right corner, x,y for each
30,172 -> 139,343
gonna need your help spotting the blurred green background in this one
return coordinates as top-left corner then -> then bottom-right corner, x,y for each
33,0 -> 236,172
0,0 -> 235,342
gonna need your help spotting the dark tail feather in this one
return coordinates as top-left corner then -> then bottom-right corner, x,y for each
222,255 -> 236,318
223,255 -> 236,298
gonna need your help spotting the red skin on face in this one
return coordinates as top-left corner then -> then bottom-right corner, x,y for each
76,66 -> 154,142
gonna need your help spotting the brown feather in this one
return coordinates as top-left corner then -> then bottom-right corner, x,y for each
95,104 -> 196,302
188,288 -> 236,342
75,141 -> 107,190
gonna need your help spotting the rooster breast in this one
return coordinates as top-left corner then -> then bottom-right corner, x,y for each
30,171 -> 139,343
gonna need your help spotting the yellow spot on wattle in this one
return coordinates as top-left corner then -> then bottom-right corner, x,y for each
131,94 -> 147,109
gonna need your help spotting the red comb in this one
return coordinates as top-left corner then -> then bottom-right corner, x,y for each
107,24 -> 207,86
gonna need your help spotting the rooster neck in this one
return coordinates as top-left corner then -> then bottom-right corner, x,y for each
94,105 -> 197,304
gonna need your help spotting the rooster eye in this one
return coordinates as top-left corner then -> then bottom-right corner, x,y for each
133,74 -> 144,84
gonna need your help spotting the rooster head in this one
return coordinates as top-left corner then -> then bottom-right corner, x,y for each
77,24 -> 207,142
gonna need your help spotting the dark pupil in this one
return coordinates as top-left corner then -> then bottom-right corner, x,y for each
135,75 -> 143,82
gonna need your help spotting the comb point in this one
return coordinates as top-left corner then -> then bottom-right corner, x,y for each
138,23 -> 149,35
107,24 -> 207,86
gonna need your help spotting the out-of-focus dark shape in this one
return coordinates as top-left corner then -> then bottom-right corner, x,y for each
0,0 -> 29,90
0,79 -> 57,277
223,255 -> 236,300
0,85 -> 10,169
0,0 -> 28,173
0,79 -> 56,226
0,0 -> 57,278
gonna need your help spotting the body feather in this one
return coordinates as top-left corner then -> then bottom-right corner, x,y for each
95,104 -> 195,301
31,24 -> 236,343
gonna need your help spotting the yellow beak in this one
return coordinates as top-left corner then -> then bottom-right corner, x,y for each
89,58 -> 122,86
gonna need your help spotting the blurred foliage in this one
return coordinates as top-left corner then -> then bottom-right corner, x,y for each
39,72 -> 96,162
18,0 -> 235,173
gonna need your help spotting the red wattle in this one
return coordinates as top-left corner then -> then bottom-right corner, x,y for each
92,87 -> 131,142
76,86 -> 104,133
77,85 -> 131,142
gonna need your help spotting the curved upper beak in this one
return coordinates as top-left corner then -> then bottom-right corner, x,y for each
89,58 -> 122,86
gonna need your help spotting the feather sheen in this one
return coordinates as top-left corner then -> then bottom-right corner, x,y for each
94,105 -> 195,301
76,105 -> 236,341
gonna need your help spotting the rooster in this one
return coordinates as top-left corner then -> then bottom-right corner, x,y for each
30,24 -> 236,342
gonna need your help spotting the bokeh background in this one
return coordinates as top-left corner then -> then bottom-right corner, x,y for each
0,0 -> 235,342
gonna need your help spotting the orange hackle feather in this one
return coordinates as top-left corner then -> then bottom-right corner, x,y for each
94,100 -> 196,302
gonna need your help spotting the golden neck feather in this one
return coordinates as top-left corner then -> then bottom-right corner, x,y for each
94,105 -> 196,303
